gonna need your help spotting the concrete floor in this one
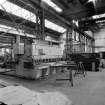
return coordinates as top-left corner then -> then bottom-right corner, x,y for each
0,70 -> 105,105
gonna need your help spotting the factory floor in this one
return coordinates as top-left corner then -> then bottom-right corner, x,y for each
0,70 -> 105,105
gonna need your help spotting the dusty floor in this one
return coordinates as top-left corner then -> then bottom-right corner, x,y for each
0,70 -> 105,105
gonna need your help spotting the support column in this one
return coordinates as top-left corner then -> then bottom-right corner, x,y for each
79,33 -> 83,53
35,8 -> 45,40
79,34 -> 83,53
66,27 -> 73,87
65,27 -> 73,59
91,40 -> 95,53
16,35 -> 20,44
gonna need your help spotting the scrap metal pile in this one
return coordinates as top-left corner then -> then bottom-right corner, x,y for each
0,85 -> 72,105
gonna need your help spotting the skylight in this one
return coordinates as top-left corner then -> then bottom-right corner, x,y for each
96,19 -> 105,23
0,0 -> 66,33
88,0 -> 94,2
88,0 -> 95,3
42,0 -> 62,13
93,13 -> 105,19
88,0 -> 96,6
45,20 -> 66,33
0,0 -> 36,23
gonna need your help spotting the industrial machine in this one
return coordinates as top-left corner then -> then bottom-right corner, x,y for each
13,36 -> 66,79
69,53 -> 100,71
13,38 -> 35,79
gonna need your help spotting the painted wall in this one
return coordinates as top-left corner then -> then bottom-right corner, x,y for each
94,27 -> 105,52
